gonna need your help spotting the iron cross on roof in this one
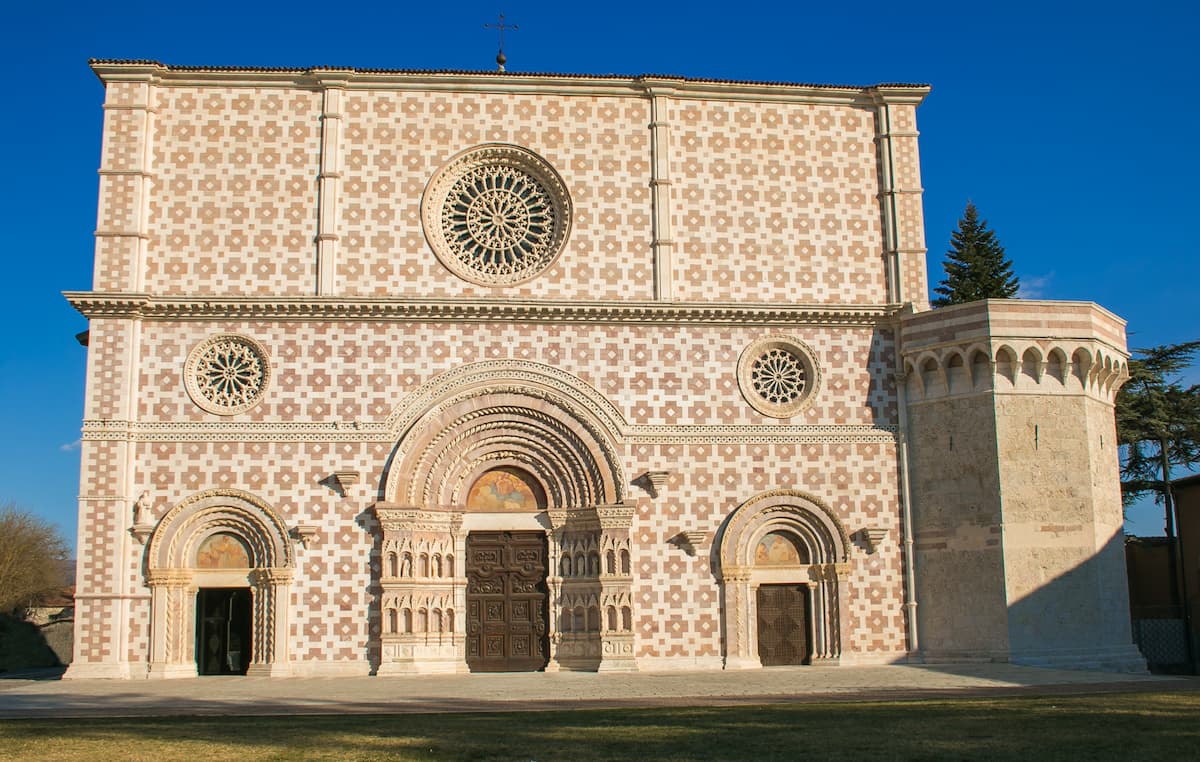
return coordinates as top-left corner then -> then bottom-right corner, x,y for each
485,13 -> 518,72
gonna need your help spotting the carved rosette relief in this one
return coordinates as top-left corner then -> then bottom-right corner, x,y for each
184,333 -> 271,415
421,144 -> 573,285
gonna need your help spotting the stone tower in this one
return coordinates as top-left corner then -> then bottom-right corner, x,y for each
900,300 -> 1145,670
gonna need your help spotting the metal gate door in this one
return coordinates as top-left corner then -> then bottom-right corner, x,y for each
756,583 -> 810,666
466,531 -> 549,672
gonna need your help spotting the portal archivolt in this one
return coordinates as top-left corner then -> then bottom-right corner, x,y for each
143,488 -> 294,678
374,363 -> 635,674
717,489 -> 849,668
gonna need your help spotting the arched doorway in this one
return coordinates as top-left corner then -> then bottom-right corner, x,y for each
374,362 -> 636,674
753,531 -> 812,666
463,467 -> 551,672
144,489 -> 295,678
194,533 -> 253,675
717,490 -> 850,669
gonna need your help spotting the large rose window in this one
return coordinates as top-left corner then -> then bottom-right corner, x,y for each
421,144 -> 572,285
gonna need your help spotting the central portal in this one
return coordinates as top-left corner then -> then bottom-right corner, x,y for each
465,531 -> 550,672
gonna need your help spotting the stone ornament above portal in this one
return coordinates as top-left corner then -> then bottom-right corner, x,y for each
737,336 -> 822,418
184,333 -> 272,415
421,144 -> 573,286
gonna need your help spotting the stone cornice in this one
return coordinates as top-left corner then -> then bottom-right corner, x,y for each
90,60 -> 930,107
63,292 -> 899,328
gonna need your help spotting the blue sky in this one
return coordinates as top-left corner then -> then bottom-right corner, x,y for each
3,1 -> 1196,549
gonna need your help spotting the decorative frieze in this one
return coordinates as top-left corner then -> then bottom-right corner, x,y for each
64,292 -> 898,327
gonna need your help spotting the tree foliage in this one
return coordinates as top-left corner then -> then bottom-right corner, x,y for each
0,503 -> 70,614
1116,342 -> 1200,526
932,202 -> 1020,306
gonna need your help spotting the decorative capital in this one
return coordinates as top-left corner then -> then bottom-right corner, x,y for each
146,568 -> 192,587
250,567 -> 294,585
596,502 -> 636,529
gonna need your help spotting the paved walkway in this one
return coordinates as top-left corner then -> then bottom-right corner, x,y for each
0,667 -> 1185,720
0,664 -> 1191,719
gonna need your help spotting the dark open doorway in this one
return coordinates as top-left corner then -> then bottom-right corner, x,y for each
196,588 -> 251,675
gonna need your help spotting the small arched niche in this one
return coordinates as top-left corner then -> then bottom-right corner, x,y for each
465,466 -> 548,512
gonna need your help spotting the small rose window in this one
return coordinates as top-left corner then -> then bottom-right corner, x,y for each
737,336 -> 821,418
184,333 -> 271,415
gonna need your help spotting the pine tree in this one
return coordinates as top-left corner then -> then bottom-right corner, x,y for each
932,202 -> 1020,307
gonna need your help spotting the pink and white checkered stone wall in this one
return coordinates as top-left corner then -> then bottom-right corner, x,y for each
70,63 -> 930,676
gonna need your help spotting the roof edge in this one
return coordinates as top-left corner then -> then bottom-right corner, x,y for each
88,59 -> 930,101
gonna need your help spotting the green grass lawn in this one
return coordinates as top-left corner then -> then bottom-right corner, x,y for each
1,691 -> 1196,761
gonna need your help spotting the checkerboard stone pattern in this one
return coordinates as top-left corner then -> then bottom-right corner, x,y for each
69,65 -> 936,678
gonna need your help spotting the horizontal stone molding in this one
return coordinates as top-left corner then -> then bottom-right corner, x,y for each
63,292 -> 898,328
80,418 -> 898,445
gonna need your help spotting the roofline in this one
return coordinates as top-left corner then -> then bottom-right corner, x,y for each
88,59 -> 931,105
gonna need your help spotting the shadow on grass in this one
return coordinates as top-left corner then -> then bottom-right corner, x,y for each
1,693 -> 1199,761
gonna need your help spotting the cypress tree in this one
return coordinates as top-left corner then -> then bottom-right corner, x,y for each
932,202 -> 1020,307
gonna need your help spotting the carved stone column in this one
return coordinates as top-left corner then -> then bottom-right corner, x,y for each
544,509 -> 568,672
720,567 -> 759,669
247,567 -> 294,677
146,569 -> 197,679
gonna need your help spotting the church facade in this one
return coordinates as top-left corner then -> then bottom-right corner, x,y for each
64,60 -> 1144,678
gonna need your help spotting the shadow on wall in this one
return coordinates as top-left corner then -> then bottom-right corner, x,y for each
0,613 -> 69,674
1001,527 -> 1147,672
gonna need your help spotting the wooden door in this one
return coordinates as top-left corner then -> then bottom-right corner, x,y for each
756,583 -> 810,666
466,531 -> 549,672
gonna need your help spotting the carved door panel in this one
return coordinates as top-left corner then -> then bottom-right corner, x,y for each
756,584 -> 810,666
466,531 -> 549,672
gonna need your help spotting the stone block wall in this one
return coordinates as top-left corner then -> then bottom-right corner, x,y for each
901,300 -> 1145,671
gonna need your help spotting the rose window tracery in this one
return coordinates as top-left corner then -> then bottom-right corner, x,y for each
751,347 -> 807,405
738,337 -> 821,418
422,145 -> 571,285
184,334 -> 271,415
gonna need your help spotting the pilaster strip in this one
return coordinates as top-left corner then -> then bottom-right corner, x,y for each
315,75 -> 350,295
645,86 -> 675,300
873,99 -> 902,306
